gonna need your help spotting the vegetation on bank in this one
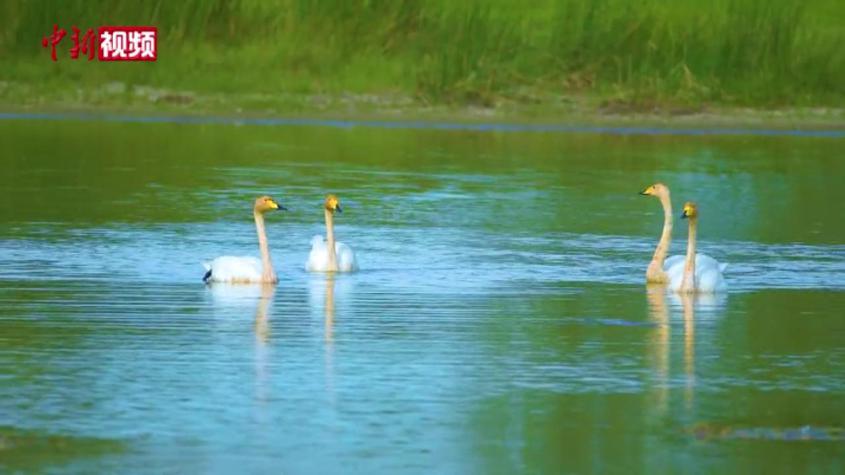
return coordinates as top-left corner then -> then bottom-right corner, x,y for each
0,0 -> 843,115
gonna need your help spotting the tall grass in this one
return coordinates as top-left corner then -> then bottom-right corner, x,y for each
1,0 -> 843,108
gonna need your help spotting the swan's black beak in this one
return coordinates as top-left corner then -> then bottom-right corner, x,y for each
335,204 -> 343,214
270,200 -> 288,211
639,190 -> 649,195
680,210 -> 689,219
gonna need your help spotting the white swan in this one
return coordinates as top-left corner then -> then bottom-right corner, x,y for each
668,202 -> 727,293
640,183 -> 674,283
203,195 -> 286,284
306,194 -> 358,272
641,183 -> 727,289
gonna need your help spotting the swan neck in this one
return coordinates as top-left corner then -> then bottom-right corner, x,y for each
681,217 -> 697,291
254,211 -> 276,283
325,208 -> 338,271
652,192 -> 673,264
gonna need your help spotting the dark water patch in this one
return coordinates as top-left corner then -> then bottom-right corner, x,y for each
0,426 -> 125,471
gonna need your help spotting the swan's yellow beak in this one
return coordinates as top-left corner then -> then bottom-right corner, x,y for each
269,199 -> 288,211
681,202 -> 696,219
640,186 -> 654,196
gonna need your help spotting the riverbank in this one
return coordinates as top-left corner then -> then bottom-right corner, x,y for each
2,0 -> 843,122
1,81 -> 843,131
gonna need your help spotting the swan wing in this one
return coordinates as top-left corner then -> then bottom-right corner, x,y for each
664,255 -> 685,271
305,235 -> 358,272
696,253 -> 727,292
204,256 -> 262,283
336,241 -> 359,272
305,235 -> 329,271
664,253 -> 723,272
696,266 -> 727,292
310,234 -> 326,248
664,254 -> 685,291
694,253 -> 723,271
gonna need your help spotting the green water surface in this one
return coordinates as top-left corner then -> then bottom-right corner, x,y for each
0,118 -> 843,473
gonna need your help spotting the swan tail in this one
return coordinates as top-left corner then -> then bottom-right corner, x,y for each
202,261 -> 213,282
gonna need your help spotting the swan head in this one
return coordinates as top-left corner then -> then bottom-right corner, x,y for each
640,182 -> 669,197
324,194 -> 343,214
681,201 -> 698,219
254,195 -> 286,214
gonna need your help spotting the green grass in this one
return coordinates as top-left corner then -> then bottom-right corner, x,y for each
0,0 -> 843,112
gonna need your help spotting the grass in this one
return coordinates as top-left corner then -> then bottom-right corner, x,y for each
0,0 -> 843,116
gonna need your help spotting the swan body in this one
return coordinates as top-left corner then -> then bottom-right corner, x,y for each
203,195 -> 286,284
306,235 -> 358,272
305,194 -> 358,273
664,253 -> 725,272
203,256 -> 263,284
665,254 -> 727,293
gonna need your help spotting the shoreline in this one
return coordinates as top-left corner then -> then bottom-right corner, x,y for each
1,85 -> 843,133
2,110 -> 843,138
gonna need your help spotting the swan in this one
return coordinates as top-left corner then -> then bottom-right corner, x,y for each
203,195 -> 287,284
640,183 -> 674,283
668,202 -> 727,293
640,183 -> 727,287
306,194 -> 358,272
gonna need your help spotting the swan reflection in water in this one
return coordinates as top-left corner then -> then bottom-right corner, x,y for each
309,274 -> 338,397
646,286 -> 671,413
324,275 -> 336,343
205,283 -> 275,343
647,288 -> 727,411
252,285 -> 274,409
205,283 -> 275,409
307,274 -> 337,342
680,292 -> 696,408
254,284 -> 275,344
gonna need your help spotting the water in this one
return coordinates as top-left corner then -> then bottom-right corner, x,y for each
1,117 -> 843,473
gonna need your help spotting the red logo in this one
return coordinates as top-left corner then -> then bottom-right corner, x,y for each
41,24 -> 157,62
41,24 -> 67,61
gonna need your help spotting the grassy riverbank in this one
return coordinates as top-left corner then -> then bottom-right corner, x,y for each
1,0 -> 843,122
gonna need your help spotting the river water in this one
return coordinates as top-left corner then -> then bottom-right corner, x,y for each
1,116 -> 843,473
